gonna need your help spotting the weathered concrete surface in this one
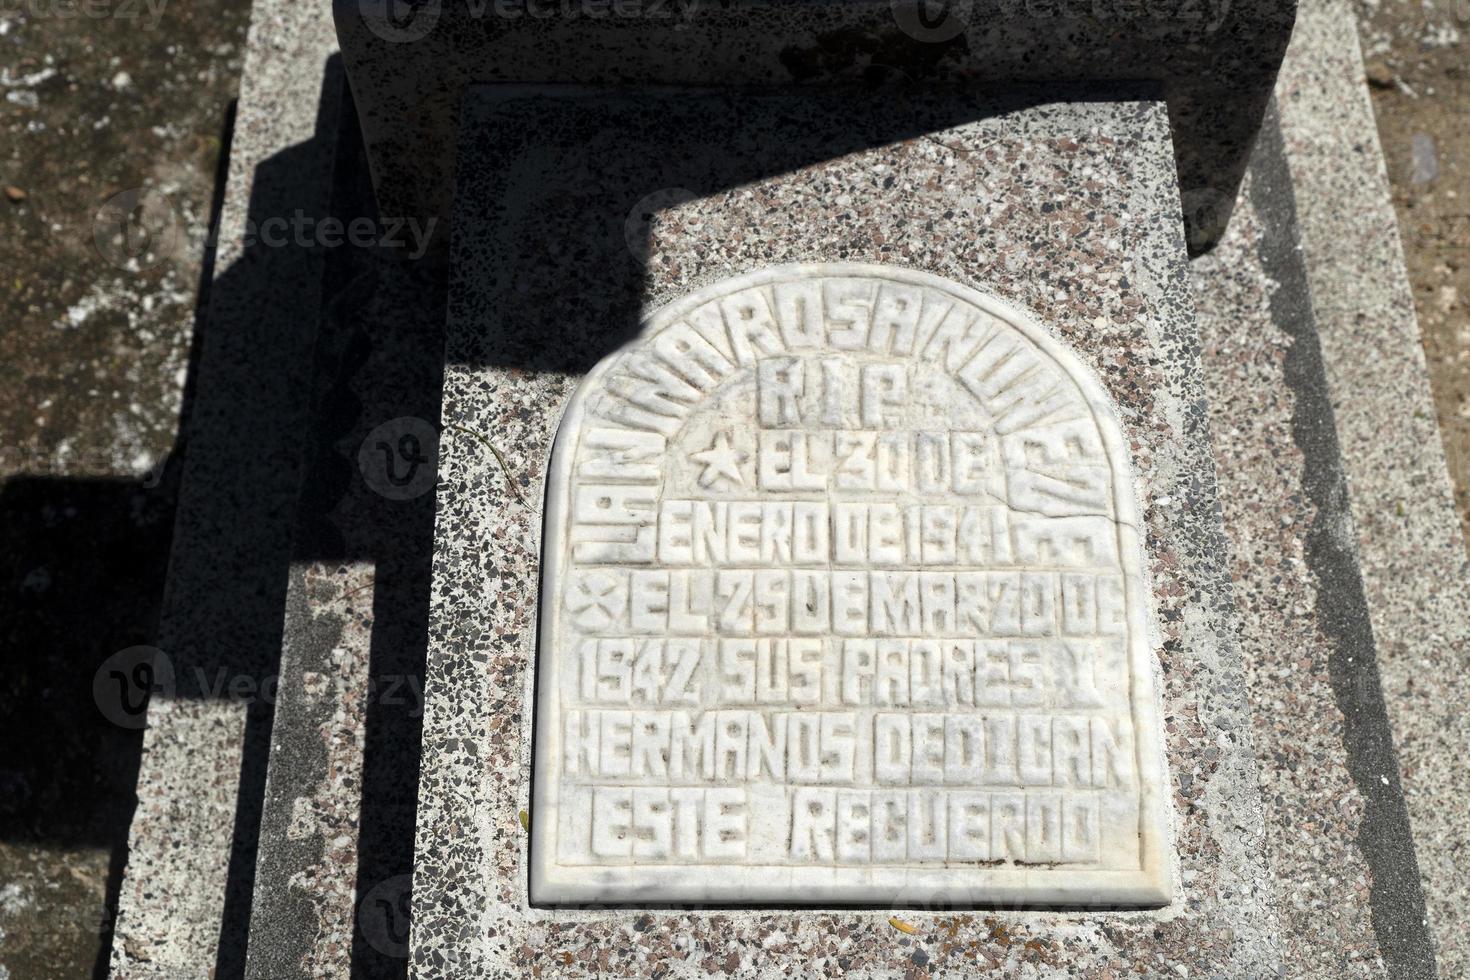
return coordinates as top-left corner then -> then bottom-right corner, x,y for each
0,2 -> 247,978
1194,123 -> 1436,978
240,116 -> 447,975
1354,0 -> 1470,553
106,0 -> 343,974
1275,0 -> 1470,972
242,560 -> 374,980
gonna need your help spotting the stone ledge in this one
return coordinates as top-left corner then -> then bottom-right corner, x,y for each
409,85 -> 1279,974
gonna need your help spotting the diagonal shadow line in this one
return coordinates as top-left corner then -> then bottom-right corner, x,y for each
445,79 -> 1157,377
61,67 -> 1181,979
199,54 -> 356,980
1249,98 -> 1438,980
0,73 -> 239,980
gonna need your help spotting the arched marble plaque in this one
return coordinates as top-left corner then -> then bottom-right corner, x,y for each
530,265 -> 1171,907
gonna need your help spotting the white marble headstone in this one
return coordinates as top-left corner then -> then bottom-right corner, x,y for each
530,264 -> 1171,907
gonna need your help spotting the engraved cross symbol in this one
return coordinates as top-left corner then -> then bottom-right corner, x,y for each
915,383 -> 950,424
565,571 -> 626,630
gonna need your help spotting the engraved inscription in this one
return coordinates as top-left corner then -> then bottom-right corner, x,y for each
532,265 -> 1170,906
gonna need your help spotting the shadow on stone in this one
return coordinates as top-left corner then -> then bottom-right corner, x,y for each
0,53 -> 438,980
449,80 -> 1153,377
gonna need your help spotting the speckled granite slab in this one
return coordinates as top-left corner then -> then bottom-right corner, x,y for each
412,86 -> 1282,974
334,0 -> 1298,253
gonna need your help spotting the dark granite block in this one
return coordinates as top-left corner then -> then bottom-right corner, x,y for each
333,0 -> 1297,254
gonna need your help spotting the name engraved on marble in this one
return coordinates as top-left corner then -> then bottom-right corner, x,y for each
534,267 -> 1169,904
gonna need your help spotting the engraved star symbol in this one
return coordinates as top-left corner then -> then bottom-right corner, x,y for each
690,431 -> 744,489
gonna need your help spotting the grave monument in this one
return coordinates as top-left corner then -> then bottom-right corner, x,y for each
414,81 -> 1271,971
105,0 -> 1467,976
